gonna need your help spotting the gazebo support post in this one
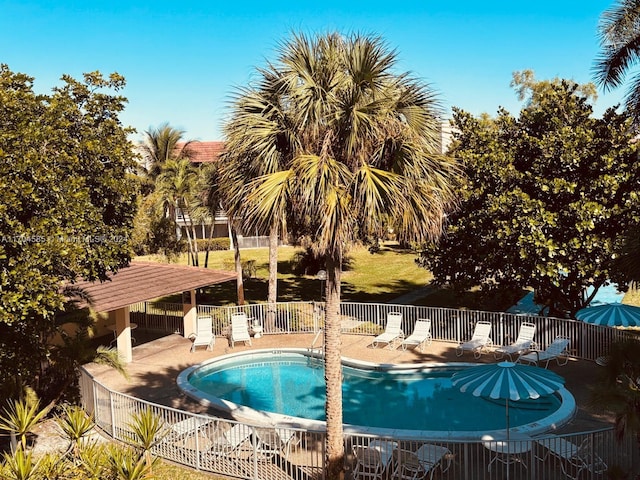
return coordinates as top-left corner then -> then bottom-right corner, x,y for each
183,289 -> 198,339
110,306 -> 133,363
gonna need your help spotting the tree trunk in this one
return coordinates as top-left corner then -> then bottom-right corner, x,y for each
267,224 -> 279,331
231,227 -> 245,305
204,221 -> 214,269
324,254 -> 344,480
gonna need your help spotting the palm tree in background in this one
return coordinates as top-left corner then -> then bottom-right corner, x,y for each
222,32 -> 460,479
220,66 -> 299,325
594,0 -> 640,123
155,158 -> 199,265
139,123 -> 193,180
193,162 -> 223,269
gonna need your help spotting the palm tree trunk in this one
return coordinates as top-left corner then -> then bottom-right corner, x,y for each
231,226 -> 245,305
190,223 -> 199,267
204,221 -> 214,269
324,254 -> 344,480
267,223 -> 278,331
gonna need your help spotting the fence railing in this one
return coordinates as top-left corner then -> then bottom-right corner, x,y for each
79,367 -> 636,480
130,301 -> 635,363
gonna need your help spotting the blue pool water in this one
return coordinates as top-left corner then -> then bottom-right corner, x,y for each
185,352 -> 565,432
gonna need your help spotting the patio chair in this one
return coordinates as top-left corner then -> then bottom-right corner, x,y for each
207,423 -> 252,458
352,445 -> 384,480
253,427 -> 299,460
391,444 -> 451,480
168,416 -> 216,445
516,335 -> 571,368
456,321 -> 493,359
401,319 -> 432,352
229,313 -> 252,348
372,312 -> 404,349
533,435 -> 607,480
494,321 -> 537,361
190,316 -> 215,352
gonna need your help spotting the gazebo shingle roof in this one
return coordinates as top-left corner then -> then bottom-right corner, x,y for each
71,261 -> 236,312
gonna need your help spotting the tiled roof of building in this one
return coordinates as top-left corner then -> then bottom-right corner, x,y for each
177,141 -> 225,163
71,261 -> 236,312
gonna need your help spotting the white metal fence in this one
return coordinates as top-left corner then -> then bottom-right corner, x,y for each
79,367 -> 636,480
130,301 -> 634,362
88,301 -> 640,478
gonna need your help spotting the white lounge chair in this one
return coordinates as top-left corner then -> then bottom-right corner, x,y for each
534,435 -> 607,480
372,312 -> 404,349
391,444 -> 452,480
456,321 -> 493,359
207,423 -> 252,458
253,427 -> 299,460
230,313 -> 252,347
401,319 -> 432,352
190,316 -> 215,352
494,322 -> 537,361
517,335 -> 571,368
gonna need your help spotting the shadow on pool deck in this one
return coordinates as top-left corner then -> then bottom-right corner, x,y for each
84,330 -> 614,433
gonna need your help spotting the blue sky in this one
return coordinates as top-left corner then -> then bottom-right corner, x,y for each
0,1 -> 626,141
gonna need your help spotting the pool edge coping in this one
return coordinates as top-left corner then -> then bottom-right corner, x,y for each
176,348 -> 576,441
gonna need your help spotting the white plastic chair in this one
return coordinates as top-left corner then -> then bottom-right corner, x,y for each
230,313 -> 252,347
401,319 -> 432,352
190,316 -> 214,352
517,336 -> 571,368
456,321 -> 493,359
352,445 -> 384,480
494,322 -> 537,361
372,312 -> 404,349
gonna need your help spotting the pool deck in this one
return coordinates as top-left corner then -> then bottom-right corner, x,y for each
84,331 -> 614,434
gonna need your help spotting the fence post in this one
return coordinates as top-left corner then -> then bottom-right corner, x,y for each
109,391 -> 116,438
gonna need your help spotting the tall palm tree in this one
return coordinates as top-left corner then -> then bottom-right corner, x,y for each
221,67 -> 299,321
139,123 -> 192,180
222,32 -> 460,480
155,158 -> 199,265
594,0 -> 640,123
192,163 -> 222,269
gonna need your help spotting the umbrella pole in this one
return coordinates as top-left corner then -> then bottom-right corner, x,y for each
506,398 -> 510,480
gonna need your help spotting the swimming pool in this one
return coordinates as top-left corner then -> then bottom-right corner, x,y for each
177,349 -> 576,438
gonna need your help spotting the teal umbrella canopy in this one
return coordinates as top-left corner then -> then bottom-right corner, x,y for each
451,361 -> 565,401
575,303 -> 640,327
452,362 -> 565,480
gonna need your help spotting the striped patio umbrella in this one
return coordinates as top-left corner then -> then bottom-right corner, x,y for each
575,303 -> 640,327
452,362 -> 565,478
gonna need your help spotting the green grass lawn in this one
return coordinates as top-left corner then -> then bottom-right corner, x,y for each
137,243 -> 432,305
137,244 -> 639,311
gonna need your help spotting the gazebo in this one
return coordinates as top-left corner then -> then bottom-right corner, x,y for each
72,261 -> 236,362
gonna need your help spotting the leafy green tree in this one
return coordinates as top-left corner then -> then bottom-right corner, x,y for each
221,32 -> 459,479
0,65 -> 137,397
419,72 -> 640,317
594,0 -> 640,124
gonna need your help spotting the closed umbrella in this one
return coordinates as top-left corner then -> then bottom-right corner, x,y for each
575,303 -> 640,327
452,361 -> 565,478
